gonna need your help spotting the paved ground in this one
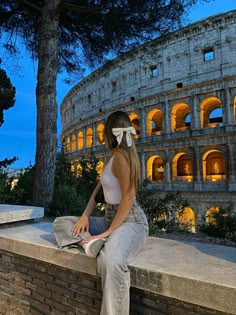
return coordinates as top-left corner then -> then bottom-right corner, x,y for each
156,231 -> 236,248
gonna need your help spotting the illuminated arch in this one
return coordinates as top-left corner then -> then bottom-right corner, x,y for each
171,103 -> 190,132
177,207 -> 196,233
86,127 -> 93,147
172,152 -> 193,181
71,134 -> 76,151
147,155 -> 164,182
66,137 -> 70,152
200,97 -> 222,128
205,206 -> 219,224
96,161 -> 104,175
129,112 -> 140,139
147,109 -> 163,136
78,131 -> 83,150
97,124 -> 105,145
202,150 -> 226,181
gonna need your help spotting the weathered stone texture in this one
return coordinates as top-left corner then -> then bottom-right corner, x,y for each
60,10 -> 236,218
0,250 -> 233,315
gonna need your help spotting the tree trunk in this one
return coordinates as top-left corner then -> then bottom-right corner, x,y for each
33,0 -> 61,206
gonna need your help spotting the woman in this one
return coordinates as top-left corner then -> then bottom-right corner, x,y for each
54,111 -> 148,315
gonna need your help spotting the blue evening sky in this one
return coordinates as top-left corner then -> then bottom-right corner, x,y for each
0,0 -> 235,170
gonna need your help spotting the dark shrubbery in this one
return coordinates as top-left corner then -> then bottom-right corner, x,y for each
199,204 -> 236,242
0,157 -> 18,203
137,182 -> 190,235
47,151 -> 101,218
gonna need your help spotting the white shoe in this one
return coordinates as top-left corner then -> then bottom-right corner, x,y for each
83,238 -> 106,258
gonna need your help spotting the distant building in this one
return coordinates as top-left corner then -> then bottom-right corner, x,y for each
60,10 -> 236,227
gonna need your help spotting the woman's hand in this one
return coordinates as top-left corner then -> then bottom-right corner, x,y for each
72,214 -> 89,237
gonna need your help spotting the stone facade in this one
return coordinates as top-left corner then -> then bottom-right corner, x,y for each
60,10 -> 236,224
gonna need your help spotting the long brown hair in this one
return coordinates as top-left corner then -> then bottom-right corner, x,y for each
104,111 -> 140,191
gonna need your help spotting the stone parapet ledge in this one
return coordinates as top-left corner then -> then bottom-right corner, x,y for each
0,204 -> 44,224
0,221 -> 235,314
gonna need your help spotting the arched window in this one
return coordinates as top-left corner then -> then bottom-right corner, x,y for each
171,103 -> 191,132
66,137 -> 70,152
177,207 -> 196,233
172,153 -> 193,182
129,112 -> 140,139
147,155 -> 164,182
147,109 -> 163,136
86,128 -> 93,147
202,150 -> 226,181
200,97 -> 222,128
97,124 -> 105,145
78,131 -> 83,150
71,134 -> 76,151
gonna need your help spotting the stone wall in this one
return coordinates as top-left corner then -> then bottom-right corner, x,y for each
0,221 -> 235,315
0,250 -> 230,315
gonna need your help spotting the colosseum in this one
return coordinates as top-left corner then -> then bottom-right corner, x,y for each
60,10 -> 236,227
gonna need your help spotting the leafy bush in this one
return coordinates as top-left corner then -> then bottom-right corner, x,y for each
137,182 -> 189,235
199,204 -> 236,242
0,157 -> 18,203
47,150 -> 101,218
8,166 -> 35,205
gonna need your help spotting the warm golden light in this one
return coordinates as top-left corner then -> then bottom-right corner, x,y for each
171,103 -> 190,131
147,108 -> 163,136
78,131 -> 83,150
86,127 -> 93,147
200,97 -> 222,128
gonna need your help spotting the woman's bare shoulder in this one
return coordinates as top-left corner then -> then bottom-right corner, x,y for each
113,150 -> 128,162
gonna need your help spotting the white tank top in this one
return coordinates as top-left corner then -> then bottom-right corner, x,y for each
100,156 -> 121,204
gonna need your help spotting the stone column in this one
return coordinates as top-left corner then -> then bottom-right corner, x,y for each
227,143 -> 236,191
191,94 -> 201,130
92,123 -> 96,147
193,146 -> 202,191
224,88 -> 233,126
140,149 -> 146,182
83,127 -> 87,148
75,130 -> 78,151
140,107 -> 146,140
164,101 -> 171,134
164,150 -> 172,190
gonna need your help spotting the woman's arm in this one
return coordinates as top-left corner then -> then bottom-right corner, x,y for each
72,181 -> 102,236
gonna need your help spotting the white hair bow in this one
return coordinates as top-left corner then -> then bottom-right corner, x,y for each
112,127 -> 136,147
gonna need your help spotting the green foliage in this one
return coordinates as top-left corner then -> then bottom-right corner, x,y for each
199,204 -> 236,242
0,1 -> 206,75
8,166 -> 35,205
137,182 -> 189,234
0,68 -> 16,126
47,150 -> 101,218
0,157 -> 18,203
0,149 -> 101,218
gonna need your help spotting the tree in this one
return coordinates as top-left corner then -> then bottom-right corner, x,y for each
0,0 -> 209,206
0,66 -> 16,127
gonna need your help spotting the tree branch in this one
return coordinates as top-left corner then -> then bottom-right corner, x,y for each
17,0 -> 40,12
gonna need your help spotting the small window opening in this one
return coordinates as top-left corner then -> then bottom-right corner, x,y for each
176,82 -> 183,88
150,66 -> 158,77
204,48 -> 214,61
88,94 -> 91,103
